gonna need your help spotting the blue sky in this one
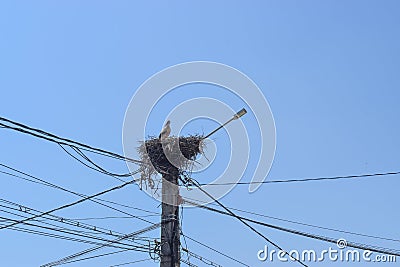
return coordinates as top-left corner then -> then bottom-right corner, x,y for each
1,1 -> 400,266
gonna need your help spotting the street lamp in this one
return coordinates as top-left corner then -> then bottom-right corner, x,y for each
203,108 -> 247,139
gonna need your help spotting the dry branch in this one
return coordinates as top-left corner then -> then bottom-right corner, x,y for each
137,135 -> 204,189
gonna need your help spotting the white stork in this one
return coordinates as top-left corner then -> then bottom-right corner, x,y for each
159,120 -> 171,140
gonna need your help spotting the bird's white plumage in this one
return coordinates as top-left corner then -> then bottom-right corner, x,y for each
159,120 -> 171,140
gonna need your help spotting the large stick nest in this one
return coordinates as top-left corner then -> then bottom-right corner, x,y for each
137,135 -> 204,189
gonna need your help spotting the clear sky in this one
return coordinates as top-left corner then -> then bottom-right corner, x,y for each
1,1 -> 399,266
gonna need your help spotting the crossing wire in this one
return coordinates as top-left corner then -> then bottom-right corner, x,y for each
4,116 -> 399,262
0,117 -> 144,182
188,179 -> 308,267
0,163 -> 159,223
0,215 -> 149,252
181,234 -> 249,267
6,225 -> 150,252
182,196 -> 400,244
198,171 -> 400,185
0,179 -> 135,231
0,116 -> 143,165
50,248 -> 135,266
59,144 -> 143,180
182,248 -> 222,267
109,258 -> 153,267
184,199 -> 400,257
41,222 -> 163,267
0,198 -> 153,246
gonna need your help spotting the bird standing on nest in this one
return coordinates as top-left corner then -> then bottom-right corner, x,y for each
159,120 -> 171,140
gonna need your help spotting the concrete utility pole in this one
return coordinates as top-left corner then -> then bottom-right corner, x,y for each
160,168 -> 180,267
159,108 -> 247,267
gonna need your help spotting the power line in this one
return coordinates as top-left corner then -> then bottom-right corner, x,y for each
0,120 -> 161,265
0,198 -> 153,245
92,198 -> 159,216
183,196 -> 400,244
0,212 -> 149,252
0,117 -> 143,183
0,179 -> 135,231
180,207 -> 192,267
109,258 -> 153,267
4,116 -> 398,264
58,144 -> 139,180
184,199 -> 400,257
181,234 -> 249,267
233,209 -> 400,243
182,248 -> 222,267
4,161 -> 397,241
181,258 -> 198,267
5,118 -> 398,186
6,225 -> 150,251
0,163 -> 159,222
0,116 -> 143,165
51,248 -> 137,266
41,222 -> 163,267
0,202 -> 158,264
198,170 -> 400,186
61,215 -> 158,221
0,213 -> 145,252
188,179 -> 308,267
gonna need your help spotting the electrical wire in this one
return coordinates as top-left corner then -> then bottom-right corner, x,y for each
181,258 -> 198,267
180,206 -> 192,267
109,258 -> 152,267
198,171 -> 400,186
51,248 -> 136,266
188,179 -> 308,267
183,196 -> 400,244
0,198 -> 152,246
7,225 -> 150,251
0,215 -> 148,252
0,179 -> 135,231
4,116 -> 399,263
182,248 -> 222,267
0,163 -> 159,223
59,144 -> 139,180
0,117 -> 143,165
0,117 -> 145,182
184,199 -> 400,257
7,208 -> 157,265
92,198 -> 159,216
61,215 -> 158,221
0,206 -> 129,247
181,234 -> 249,267
1,220 -> 146,252
41,222 -> 163,267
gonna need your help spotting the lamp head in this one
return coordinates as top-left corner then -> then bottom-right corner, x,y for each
234,108 -> 247,119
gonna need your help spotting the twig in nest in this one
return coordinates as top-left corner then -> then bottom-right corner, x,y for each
137,135 -> 205,190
